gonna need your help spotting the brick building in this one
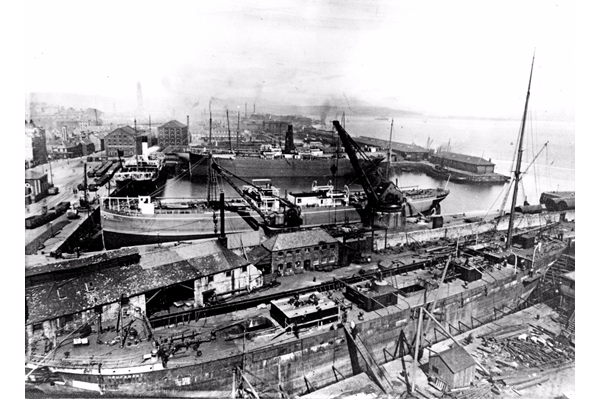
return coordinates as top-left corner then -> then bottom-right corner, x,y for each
105,126 -> 144,159
247,229 -> 340,277
157,120 -> 188,148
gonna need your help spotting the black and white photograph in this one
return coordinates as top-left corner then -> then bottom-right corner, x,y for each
19,1 -> 581,398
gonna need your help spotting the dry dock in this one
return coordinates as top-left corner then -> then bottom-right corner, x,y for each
302,303 -> 574,399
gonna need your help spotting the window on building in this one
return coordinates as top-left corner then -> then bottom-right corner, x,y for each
432,365 -> 439,374
322,257 -> 328,264
329,244 -> 335,249
314,258 -> 320,265
295,249 -> 300,254
207,276 -> 214,283
330,256 -> 336,263
226,271 -> 232,277
57,288 -> 66,299
322,245 -> 327,250
314,246 -> 319,251
242,266 -> 247,273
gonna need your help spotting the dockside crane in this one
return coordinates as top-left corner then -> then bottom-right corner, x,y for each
211,162 -> 302,228
332,121 -> 405,213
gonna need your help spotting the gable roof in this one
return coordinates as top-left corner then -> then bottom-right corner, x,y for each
434,151 -> 495,166
247,245 -> 271,264
25,240 -> 252,324
107,125 -> 140,137
261,229 -> 338,252
432,346 -> 476,373
159,120 -> 187,129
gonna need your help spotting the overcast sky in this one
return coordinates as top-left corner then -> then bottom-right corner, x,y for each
23,0 -> 575,119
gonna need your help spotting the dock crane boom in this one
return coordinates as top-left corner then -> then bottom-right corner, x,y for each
211,162 -> 302,228
332,121 -> 405,213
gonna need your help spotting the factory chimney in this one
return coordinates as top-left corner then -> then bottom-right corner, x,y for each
284,125 -> 295,154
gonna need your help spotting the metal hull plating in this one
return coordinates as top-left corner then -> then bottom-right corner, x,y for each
189,153 -> 382,179
100,206 -> 259,249
26,245 -> 564,398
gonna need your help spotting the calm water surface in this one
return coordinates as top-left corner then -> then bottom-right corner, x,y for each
162,115 -> 575,216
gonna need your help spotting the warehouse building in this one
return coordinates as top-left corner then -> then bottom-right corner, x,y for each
429,151 -> 496,174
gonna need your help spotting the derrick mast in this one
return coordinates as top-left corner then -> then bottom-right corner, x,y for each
332,121 -> 404,213
211,162 -> 302,228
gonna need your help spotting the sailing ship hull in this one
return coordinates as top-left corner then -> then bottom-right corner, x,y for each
26,243 -> 564,398
189,153 -> 381,180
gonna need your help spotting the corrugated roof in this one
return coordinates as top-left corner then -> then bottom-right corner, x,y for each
261,229 -> 338,252
159,120 -> 187,128
432,346 -> 476,373
355,136 -> 429,153
25,240 -> 251,324
434,151 -> 495,166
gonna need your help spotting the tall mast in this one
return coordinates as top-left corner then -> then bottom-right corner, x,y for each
386,119 -> 394,179
226,109 -> 232,151
209,106 -> 212,146
506,54 -> 535,250
237,111 -> 240,152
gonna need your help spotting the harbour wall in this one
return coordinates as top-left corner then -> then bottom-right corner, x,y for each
375,210 -> 575,250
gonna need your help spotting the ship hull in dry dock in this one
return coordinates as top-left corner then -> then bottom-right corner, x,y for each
26,245 -> 564,398
189,153 -> 381,180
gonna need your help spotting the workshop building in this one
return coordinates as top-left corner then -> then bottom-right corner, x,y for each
247,228 -> 340,277
429,346 -> 477,390
25,240 -> 262,356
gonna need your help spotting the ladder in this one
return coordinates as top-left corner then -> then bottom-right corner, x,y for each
343,323 -> 396,394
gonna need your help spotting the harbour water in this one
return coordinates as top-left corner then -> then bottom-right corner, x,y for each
161,115 -> 575,216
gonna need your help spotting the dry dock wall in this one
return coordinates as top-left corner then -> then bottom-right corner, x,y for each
57,268 -> 541,397
376,210 -> 575,250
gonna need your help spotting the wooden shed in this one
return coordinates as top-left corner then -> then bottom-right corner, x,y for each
429,346 -> 476,390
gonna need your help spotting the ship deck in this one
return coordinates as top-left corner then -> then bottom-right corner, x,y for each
26,241 -> 532,373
